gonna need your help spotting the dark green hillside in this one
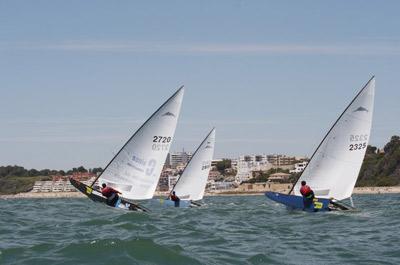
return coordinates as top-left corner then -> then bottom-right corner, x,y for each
357,135 -> 400,186
0,166 -> 100,195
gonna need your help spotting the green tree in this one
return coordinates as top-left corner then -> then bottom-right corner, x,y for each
357,135 -> 400,187
216,159 -> 232,172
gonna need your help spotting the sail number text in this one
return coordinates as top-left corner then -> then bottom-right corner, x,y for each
153,136 -> 172,143
350,134 -> 368,142
349,142 -> 367,151
152,136 -> 171,151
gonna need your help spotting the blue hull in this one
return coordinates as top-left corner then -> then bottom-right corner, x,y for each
265,192 -> 331,212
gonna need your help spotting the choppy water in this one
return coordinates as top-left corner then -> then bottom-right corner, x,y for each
0,194 -> 399,265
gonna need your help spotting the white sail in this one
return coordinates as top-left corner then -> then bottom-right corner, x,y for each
98,87 -> 184,200
173,128 -> 216,201
293,77 -> 375,201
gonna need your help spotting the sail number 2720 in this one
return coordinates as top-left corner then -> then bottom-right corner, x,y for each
152,136 -> 172,151
153,136 -> 172,143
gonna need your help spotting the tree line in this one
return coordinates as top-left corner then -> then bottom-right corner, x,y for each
0,135 -> 399,193
0,166 -> 103,179
357,135 -> 400,186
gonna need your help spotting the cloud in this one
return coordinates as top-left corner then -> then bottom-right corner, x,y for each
2,40 -> 400,55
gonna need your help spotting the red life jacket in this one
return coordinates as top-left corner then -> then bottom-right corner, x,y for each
300,185 -> 312,196
170,194 -> 179,201
102,187 -> 117,198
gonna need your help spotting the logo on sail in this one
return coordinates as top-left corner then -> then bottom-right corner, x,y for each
127,154 -> 146,172
162,112 -> 176,117
353,106 -> 368,113
205,141 -> 213,149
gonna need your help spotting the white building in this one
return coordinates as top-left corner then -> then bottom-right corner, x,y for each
267,154 -> 297,166
207,180 -> 236,191
289,161 -> 308,173
167,151 -> 193,168
30,177 -> 97,193
232,154 -> 272,183
168,175 -> 179,190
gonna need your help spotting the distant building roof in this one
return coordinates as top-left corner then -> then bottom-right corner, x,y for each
268,172 -> 291,181
270,172 -> 291,177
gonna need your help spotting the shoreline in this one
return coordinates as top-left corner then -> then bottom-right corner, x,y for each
1,186 -> 399,199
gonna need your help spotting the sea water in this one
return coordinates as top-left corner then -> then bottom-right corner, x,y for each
0,194 -> 399,265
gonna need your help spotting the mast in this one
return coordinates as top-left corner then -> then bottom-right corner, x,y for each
170,128 -> 215,195
90,86 -> 184,187
288,76 -> 375,195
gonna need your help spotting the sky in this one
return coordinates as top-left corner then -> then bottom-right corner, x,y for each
0,0 -> 399,170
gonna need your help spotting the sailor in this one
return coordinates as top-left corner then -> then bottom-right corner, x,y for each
300,181 -> 315,209
101,183 -> 121,207
169,191 -> 180,207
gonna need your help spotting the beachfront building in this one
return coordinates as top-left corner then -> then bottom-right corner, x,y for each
168,175 -> 179,190
289,161 -> 308,173
232,155 -> 273,171
231,154 -> 272,183
268,172 -> 291,182
267,154 -> 297,167
207,180 -> 237,191
31,178 -> 97,193
166,150 -> 193,169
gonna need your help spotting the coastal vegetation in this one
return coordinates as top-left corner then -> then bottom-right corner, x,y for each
215,159 -> 237,177
357,135 -> 400,187
0,136 -> 399,195
0,175 -> 51,195
0,166 -> 102,194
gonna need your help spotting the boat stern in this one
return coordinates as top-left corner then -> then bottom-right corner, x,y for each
265,192 -> 331,212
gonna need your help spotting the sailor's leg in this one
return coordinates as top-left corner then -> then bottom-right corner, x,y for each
303,196 -> 313,209
106,193 -> 118,206
111,194 -> 120,207
106,194 -> 115,206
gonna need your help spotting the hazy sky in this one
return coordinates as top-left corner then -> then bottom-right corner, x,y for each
1,1 -> 399,170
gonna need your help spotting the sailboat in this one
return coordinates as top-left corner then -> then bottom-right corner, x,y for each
161,128 -> 216,208
70,86 -> 184,211
266,77 -> 375,211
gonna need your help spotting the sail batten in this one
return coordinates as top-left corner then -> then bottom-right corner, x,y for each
292,77 -> 375,201
98,87 -> 184,200
172,128 -> 216,201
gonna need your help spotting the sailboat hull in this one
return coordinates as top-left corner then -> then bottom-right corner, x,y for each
158,198 -> 193,208
69,178 -> 148,212
265,192 -> 332,212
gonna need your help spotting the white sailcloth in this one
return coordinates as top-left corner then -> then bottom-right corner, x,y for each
293,77 -> 375,200
173,128 -> 216,201
99,87 -> 184,200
